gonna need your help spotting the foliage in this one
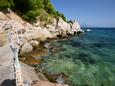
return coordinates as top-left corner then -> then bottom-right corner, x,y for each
0,0 -> 67,22
67,20 -> 73,24
32,0 -> 44,9
56,11 -> 67,21
13,0 -> 32,13
22,10 -> 40,22
39,10 -> 54,25
44,0 -> 56,15
0,0 -> 12,10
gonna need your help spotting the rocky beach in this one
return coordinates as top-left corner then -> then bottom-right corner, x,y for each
1,0 -> 114,86
0,8 -> 83,86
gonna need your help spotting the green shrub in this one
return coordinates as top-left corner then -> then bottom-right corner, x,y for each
0,0 -> 67,22
22,10 -> 41,22
56,11 -> 67,22
38,10 -> 54,25
0,0 -> 12,10
67,20 -> 73,24
45,2 -> 56,15
13,0 -> 33,14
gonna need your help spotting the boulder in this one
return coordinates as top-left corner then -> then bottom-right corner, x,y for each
20,43 -> 33,55
41,28 -> 53,39
29,40 -> 40,47
56,18 -> 73,37
25,33 -> 33,41
71,20 -> 82,32
57,18 -> 70,33
32,28 -> 53,41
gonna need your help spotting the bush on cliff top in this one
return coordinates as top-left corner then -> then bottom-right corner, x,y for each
0,0 -> 14,10
0,0 -> 67,22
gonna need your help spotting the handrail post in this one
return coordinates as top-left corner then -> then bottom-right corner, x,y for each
7,28 -> 24,86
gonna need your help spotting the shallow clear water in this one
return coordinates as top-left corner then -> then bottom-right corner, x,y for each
42,28 -> 115,86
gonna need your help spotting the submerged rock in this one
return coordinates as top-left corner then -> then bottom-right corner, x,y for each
50,46 -> 62,53
43,72 -> 68,84
78,53 -> 96,65
22,56 -> 43,66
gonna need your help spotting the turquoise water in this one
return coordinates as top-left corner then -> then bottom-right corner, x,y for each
42,28 -> 115,86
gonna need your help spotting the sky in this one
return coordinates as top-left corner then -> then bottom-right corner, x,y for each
51,0 -> 115,27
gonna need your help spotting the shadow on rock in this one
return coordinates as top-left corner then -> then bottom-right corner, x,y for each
1,79 -> 16,86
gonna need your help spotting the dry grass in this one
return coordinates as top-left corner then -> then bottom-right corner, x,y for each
0,31 -> 8,47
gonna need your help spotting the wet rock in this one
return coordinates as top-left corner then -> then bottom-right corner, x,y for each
57,34 -> 62,38
23,56 -> 43,66
30,47 -> 48,60
19,56 -> 26,62
19,46 -> 48,65
77,31 -> 84,35
35,68 -> 49,81
41,69 -> 71,85
44,43 -> 50,48
32,80 -> 68,86
19,55 -> 43,66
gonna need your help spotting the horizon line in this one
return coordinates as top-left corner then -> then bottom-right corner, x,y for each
81,27 -> 115,28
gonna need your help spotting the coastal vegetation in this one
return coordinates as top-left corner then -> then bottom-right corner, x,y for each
0,0 -> 84,86
0,31 -> 7,47
0,0 -> 66,22
0,0 -> 115,86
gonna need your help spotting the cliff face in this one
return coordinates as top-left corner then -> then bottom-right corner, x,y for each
0,9 -> 83,48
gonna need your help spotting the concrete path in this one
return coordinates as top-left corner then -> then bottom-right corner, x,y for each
21,62 -> 40,85
0,45 -> 15,85
0,44 -> 40,86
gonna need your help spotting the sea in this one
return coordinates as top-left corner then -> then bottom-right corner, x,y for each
41,28 -> 115,86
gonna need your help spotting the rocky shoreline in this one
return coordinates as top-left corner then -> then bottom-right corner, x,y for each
0,9 -> 84,86
0,9 -> 84,54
